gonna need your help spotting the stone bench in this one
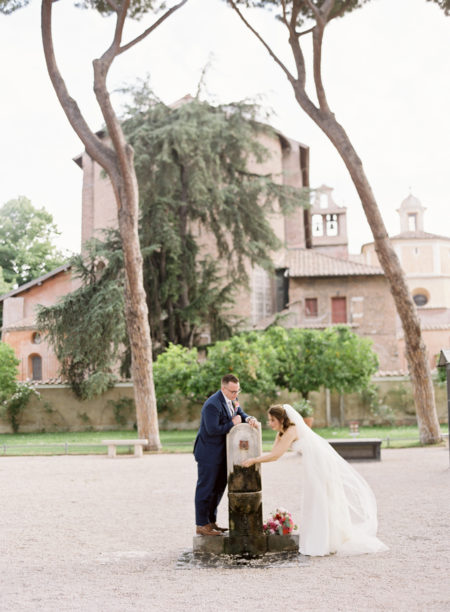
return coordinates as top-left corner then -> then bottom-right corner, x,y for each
102,439 -> 148,458
328,438 -> 382,461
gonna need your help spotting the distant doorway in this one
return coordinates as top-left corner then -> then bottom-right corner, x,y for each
331,297 -> 347,323
29,354 -> 42,381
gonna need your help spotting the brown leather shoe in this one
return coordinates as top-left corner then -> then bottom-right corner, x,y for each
211,523 -> 228,532
196,523 -> 222,536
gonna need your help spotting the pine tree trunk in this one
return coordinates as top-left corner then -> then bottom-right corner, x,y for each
91,79 -> 162,451
227,0 -> 441,443
294,94 -> 440,443
117,183 -> 161,450
41,0 -> 162,450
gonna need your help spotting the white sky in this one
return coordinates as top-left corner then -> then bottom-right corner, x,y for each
0,0 -> 449,255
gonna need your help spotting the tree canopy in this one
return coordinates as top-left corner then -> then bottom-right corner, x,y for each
0,196 -> 66,288
0,0 -> 30,14
122,88 -> 304,347
227,0 -> 450,22
37,233 -> 127,399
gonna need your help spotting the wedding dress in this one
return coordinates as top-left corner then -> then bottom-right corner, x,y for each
283,404 -> 388,556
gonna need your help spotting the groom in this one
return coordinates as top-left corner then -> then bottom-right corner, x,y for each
194,374 -> 258,536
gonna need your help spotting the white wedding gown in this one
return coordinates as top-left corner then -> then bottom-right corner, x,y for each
283,404 -> 388,556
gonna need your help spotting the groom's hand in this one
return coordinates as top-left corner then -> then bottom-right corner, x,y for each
247,417 -> 259,429
232,414 -> 242,425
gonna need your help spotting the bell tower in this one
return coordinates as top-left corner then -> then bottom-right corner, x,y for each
397,193 -> 426,233
310,185 -> 348,259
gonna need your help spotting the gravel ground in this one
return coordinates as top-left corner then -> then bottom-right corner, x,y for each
1,445 -> 449,612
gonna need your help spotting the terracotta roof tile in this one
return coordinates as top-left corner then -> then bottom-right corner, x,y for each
286,249 -> 384,278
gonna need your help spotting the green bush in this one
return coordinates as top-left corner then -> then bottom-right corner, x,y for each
0,343 -> 41,432
274,325 -> 379,399
151,326 -> 380,415
196,331 -> 279,400
153,343 -> 200,412
3,383 -> 40,433
292,398 -> 314,417
0,342 -> 20,402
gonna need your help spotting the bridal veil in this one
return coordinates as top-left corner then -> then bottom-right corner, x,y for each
283,404 -> 388,556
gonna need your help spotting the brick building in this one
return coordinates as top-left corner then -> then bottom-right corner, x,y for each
74,125 -> 311,331
0,265 -> 80,381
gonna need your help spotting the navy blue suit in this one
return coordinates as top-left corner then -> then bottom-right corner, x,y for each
194,390 -> 250,526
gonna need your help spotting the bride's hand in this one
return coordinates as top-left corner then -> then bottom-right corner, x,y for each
242,458 -> 255,468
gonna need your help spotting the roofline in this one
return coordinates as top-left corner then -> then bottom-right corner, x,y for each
389,232 -> 450,241
287,248 -> 384,277
290,271 -> 384,278
291,247 -> 381,264
0,263 -> 72,302
361,232 -> 450,249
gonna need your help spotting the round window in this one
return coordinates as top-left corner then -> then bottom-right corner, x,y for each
32,332 -> 42,344
413,294 -> 428,307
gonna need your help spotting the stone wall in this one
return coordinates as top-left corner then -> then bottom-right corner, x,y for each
0,377 -> 447,434
0,384 -> 137,434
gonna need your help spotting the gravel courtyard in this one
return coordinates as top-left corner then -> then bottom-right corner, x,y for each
1,445 -> 449,611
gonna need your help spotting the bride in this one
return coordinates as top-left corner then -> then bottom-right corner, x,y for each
242,404 -> 388,557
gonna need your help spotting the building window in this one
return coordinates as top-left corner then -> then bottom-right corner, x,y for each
331,296 -> 347,323
275,269 -> 289,312
32,332 -> 42,344
29,354 -> 42,381
326,213 -> 338,236
252,266 -> 274,323
305,298 -> 318,317
413,293 -> 428,307
412,288 -> 430,307
408,213 -> 417,231
312,214 -> 324,236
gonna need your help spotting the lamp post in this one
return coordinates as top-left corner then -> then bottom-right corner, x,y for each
437,349 -> 450,466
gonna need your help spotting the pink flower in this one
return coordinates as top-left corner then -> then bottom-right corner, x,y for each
263,508 -> 298,536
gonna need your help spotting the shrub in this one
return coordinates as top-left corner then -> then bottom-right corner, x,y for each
3,383 -> 40,433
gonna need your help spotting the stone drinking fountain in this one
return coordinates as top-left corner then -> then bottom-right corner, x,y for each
193,423 -> 299,558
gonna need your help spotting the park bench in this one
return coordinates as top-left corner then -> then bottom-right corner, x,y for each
102,439 -> 148,458
328,438 -> 382,461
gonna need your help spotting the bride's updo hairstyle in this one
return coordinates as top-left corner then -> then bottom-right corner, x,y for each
268,405 -> 294,436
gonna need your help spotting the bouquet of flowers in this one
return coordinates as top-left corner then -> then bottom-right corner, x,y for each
263,508 -> 297,536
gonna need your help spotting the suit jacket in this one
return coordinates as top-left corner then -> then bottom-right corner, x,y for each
194,390 -> 250,465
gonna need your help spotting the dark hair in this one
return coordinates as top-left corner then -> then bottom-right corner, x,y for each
221,374 -> 239,385
268,405 -> 294,436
